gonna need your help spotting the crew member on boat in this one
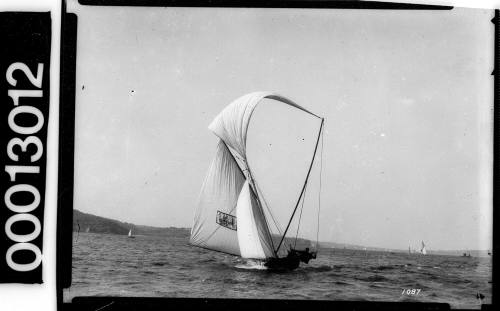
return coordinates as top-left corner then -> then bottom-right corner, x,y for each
288,247 -> 317,264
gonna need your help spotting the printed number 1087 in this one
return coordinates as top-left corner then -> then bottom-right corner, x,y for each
402,289 -> 421,295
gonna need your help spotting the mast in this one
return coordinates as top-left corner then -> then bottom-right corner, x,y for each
276,118 -> 325,253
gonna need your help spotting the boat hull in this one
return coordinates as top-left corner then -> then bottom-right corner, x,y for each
264,256 -> 300,271
264,249 -> 316,271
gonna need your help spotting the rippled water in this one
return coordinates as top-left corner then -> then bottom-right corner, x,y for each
64,233 -> 491,309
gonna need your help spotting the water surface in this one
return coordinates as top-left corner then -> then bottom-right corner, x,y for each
64,232 -> 492,309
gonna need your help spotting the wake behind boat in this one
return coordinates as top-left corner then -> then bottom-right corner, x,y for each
189,92 -> 324,271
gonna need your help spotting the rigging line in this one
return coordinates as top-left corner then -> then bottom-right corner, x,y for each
255,181 -> 283,235
223,141 -> 246,178
250,179 -> 277,255
276,118 -> 325,253
245,165 -> 277,256
259,190 -> 282,236
316,125 -> 324,250
294,182 -> 308,248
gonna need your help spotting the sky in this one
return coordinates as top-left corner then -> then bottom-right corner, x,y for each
68,2 -> 493,251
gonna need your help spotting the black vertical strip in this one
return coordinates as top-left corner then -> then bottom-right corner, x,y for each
0,12 -> 51,284
493,9 -> 499,308
57,8 -> 78,299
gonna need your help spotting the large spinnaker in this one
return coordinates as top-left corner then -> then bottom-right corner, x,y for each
189,140 -> 245,256
236,180 -> 276,259
208,91 -> 320,162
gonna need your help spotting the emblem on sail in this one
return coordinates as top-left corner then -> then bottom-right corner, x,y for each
190,91 -> 323,269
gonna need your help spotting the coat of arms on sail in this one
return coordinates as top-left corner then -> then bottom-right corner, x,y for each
216,211 -> 237,230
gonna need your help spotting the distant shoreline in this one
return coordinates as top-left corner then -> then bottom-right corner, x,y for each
73,209 -> 189,237
73,209 -> 491,257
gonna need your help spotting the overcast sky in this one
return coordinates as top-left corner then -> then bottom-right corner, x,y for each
68,2 -> 493,251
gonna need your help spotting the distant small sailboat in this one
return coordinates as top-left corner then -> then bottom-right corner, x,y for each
190,92 -> 324,271
128,229 -> 135,238
85,227 -> 90,233
420,241 -> 427,255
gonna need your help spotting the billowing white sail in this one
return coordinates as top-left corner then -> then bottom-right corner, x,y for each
208,91 -> 319,161
190,140 -> 245,256
236,180 -> 276,259
190,91 -> 321,262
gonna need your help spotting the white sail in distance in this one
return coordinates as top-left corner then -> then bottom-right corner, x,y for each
421,241 -> 427,255
190,91 -> 321,260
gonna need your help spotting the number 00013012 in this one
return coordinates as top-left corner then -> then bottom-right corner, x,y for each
4,62 -> 45,272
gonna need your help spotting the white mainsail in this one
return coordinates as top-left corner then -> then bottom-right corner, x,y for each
190,91 -> 320,260
236,180 -> 275,259
128,229 -> 132,237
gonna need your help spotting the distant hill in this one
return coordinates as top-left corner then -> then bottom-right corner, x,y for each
73,210 -> 490,258
73,209 -> 189,237
318,241 -> 491,258
319,242 -> 406,253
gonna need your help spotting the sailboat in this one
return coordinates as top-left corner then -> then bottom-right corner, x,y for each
189,92 -> 324,271
420,241 -> 427,255
85,227 -> 90,233
128,229 -> 135,238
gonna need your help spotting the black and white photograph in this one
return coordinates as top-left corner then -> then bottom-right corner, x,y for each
63,1 -> 493,309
